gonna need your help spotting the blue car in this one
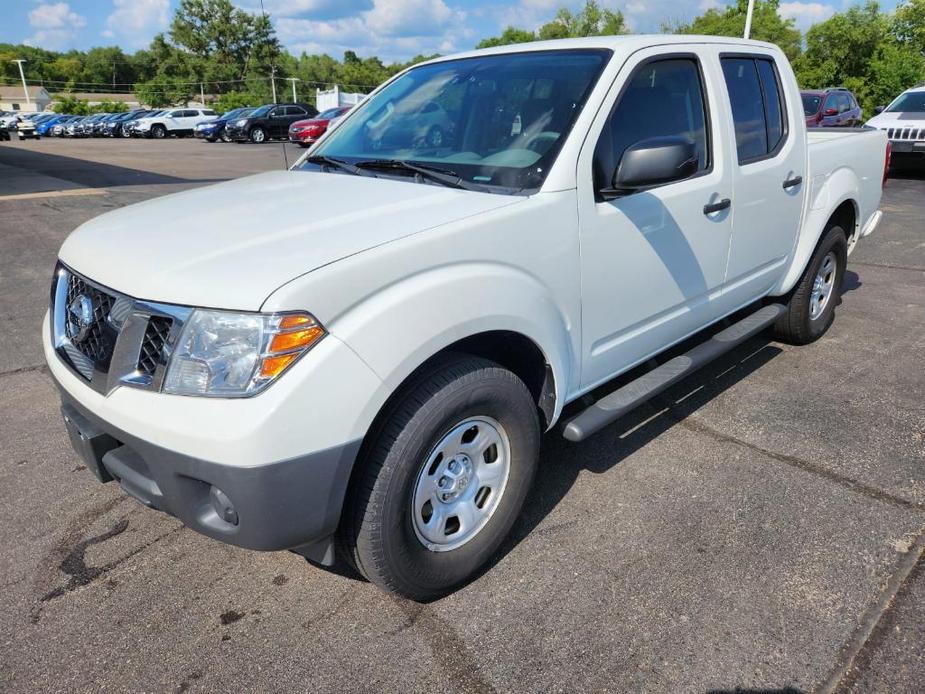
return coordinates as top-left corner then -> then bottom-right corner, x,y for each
193,107 -> 254,142
36,114 -> 72,136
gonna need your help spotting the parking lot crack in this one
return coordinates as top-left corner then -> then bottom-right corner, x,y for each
851,260 -> 925,274
667,412 -> 925,513
822,527 -> 925,694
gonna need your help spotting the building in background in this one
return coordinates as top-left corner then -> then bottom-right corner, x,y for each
0,86 -> 52,112
51,92 -> 142,110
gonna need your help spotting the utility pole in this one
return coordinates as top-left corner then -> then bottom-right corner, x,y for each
12,59 -> 30,108
285,77 -> 300,102
270,65 -> 277,104
200,82 -> 206,106
743,0 -> 755,39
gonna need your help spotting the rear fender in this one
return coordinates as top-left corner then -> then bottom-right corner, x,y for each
773,166 -> 859,295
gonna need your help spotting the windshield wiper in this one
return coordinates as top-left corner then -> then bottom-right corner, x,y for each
304,155 -> 374,177
353,159 -> 480,190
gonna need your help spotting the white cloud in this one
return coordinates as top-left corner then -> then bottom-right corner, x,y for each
104,0 -> 170,49
24,2 -> 86,50
778,2 -> 836,30
277,0 -> 466,63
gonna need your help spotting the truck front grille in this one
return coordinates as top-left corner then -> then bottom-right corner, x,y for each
51,264 -> 191,394
884,127 -> 924,141
138,316 -> 173,377
63,272 -> 118,372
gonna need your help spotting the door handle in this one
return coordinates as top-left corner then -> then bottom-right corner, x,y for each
703,198 -> 731,215
783,175 -> 803,189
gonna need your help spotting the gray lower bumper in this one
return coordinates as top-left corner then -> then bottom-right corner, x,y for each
54,377 -> 361,557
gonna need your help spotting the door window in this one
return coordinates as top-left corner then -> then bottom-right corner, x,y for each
593,58 -> 710,191
721,56 -> 788,163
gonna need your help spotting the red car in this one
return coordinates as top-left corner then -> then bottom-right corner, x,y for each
288,106 -> 351,147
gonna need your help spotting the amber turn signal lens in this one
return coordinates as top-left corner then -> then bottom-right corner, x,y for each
269,326 -> 324,353
260,353 -> 298,379
278,314 -> 316,330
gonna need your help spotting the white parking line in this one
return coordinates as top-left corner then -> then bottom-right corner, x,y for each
0,188 -> 107,202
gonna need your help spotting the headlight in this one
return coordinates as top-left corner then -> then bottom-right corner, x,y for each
162,310 -> 324,397
235,119 -> 248,126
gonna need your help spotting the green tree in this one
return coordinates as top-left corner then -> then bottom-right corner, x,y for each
476,27 -> 537,49
894,0 -> 925,56
213,91 -> 259,112
91,99 -> 129,113
671,0 -> 802,61
538,1 -> 627,39
52,95 -> 90,115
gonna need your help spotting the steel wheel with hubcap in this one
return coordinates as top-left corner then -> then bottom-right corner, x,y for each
411,416 -> 511,552
809,252 -> 837,320
340,353 -> 540,601
773,223 -> 847,344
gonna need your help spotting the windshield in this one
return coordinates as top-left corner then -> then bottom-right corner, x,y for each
886,91 -> 925,113
250,105 -> 273,117
801,93 -> 822,116
318,107 -> 344,120
303,49 -> 610,193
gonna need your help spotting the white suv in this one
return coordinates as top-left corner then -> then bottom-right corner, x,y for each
867,85 -> 925,162
133,108 -> 218,139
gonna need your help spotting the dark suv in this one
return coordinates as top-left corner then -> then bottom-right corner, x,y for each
802,87 -> 863,127
224,103 -> 318,143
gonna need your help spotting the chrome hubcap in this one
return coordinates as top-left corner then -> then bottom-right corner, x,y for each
810,252 -> 837,320
411,417 -> 511,552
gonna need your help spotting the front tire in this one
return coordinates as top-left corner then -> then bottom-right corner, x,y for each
151,124 -> 167,139
341,354 -> 540,601
249,126 -> 267,143
773,224 -> 848,345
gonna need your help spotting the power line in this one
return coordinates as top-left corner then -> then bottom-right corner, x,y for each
0,74 -> 380,91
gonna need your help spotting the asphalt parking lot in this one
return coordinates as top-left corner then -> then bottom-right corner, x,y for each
1,137 -> 923,693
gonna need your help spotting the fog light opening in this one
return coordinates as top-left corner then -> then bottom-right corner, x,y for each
209,486 -> 239,526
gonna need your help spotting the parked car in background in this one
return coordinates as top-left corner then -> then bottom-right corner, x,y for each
867,85 -> 925,163
288,106 -> 351,147
225,103 -> 318,143
74,113 -> 110,137
802,87 -> 863,127
37,114 -> 71,136
122,110 -> 163,138
11,114 -> 40,140
46,37 -> 888,601
102,110 -> 146,137
194,107 -> 254,142
131,108 -> 218,139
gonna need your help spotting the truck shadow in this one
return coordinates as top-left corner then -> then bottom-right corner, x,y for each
486,332 -> 785,576
0,145 -> 226,194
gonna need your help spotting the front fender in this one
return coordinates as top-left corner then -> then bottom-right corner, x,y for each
324,262 -> 575,426
773,166 -> 860,296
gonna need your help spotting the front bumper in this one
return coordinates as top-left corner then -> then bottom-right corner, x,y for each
54,379 -> 360,554
224,124 -> 249,141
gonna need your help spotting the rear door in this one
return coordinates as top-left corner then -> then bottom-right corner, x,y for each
576,47 -> 736,388
719,52 -> 806,305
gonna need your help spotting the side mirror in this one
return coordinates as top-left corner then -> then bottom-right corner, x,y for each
602,136 -> 698,198
823,107 -> 838,116
873,105 -> 886,115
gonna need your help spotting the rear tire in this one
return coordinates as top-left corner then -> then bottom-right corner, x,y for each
340,354 -> 540,601
773,224 -> 848,345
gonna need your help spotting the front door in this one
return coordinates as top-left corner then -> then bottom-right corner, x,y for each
577,49 -> 735,389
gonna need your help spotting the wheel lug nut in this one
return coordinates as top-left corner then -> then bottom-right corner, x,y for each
438,476 -> 449,488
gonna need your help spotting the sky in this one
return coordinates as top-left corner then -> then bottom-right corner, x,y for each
0,0 -> 907,63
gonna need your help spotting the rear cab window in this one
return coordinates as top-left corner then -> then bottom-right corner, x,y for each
721,55 -> 788,164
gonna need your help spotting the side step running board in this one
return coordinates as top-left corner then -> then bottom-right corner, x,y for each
562,304 -> 785,442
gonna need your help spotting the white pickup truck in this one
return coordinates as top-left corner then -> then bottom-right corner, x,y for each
46,36 -> 888,600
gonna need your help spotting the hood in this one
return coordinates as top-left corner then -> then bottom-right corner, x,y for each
867,111 -> 925,127
59,170 -> 521,311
